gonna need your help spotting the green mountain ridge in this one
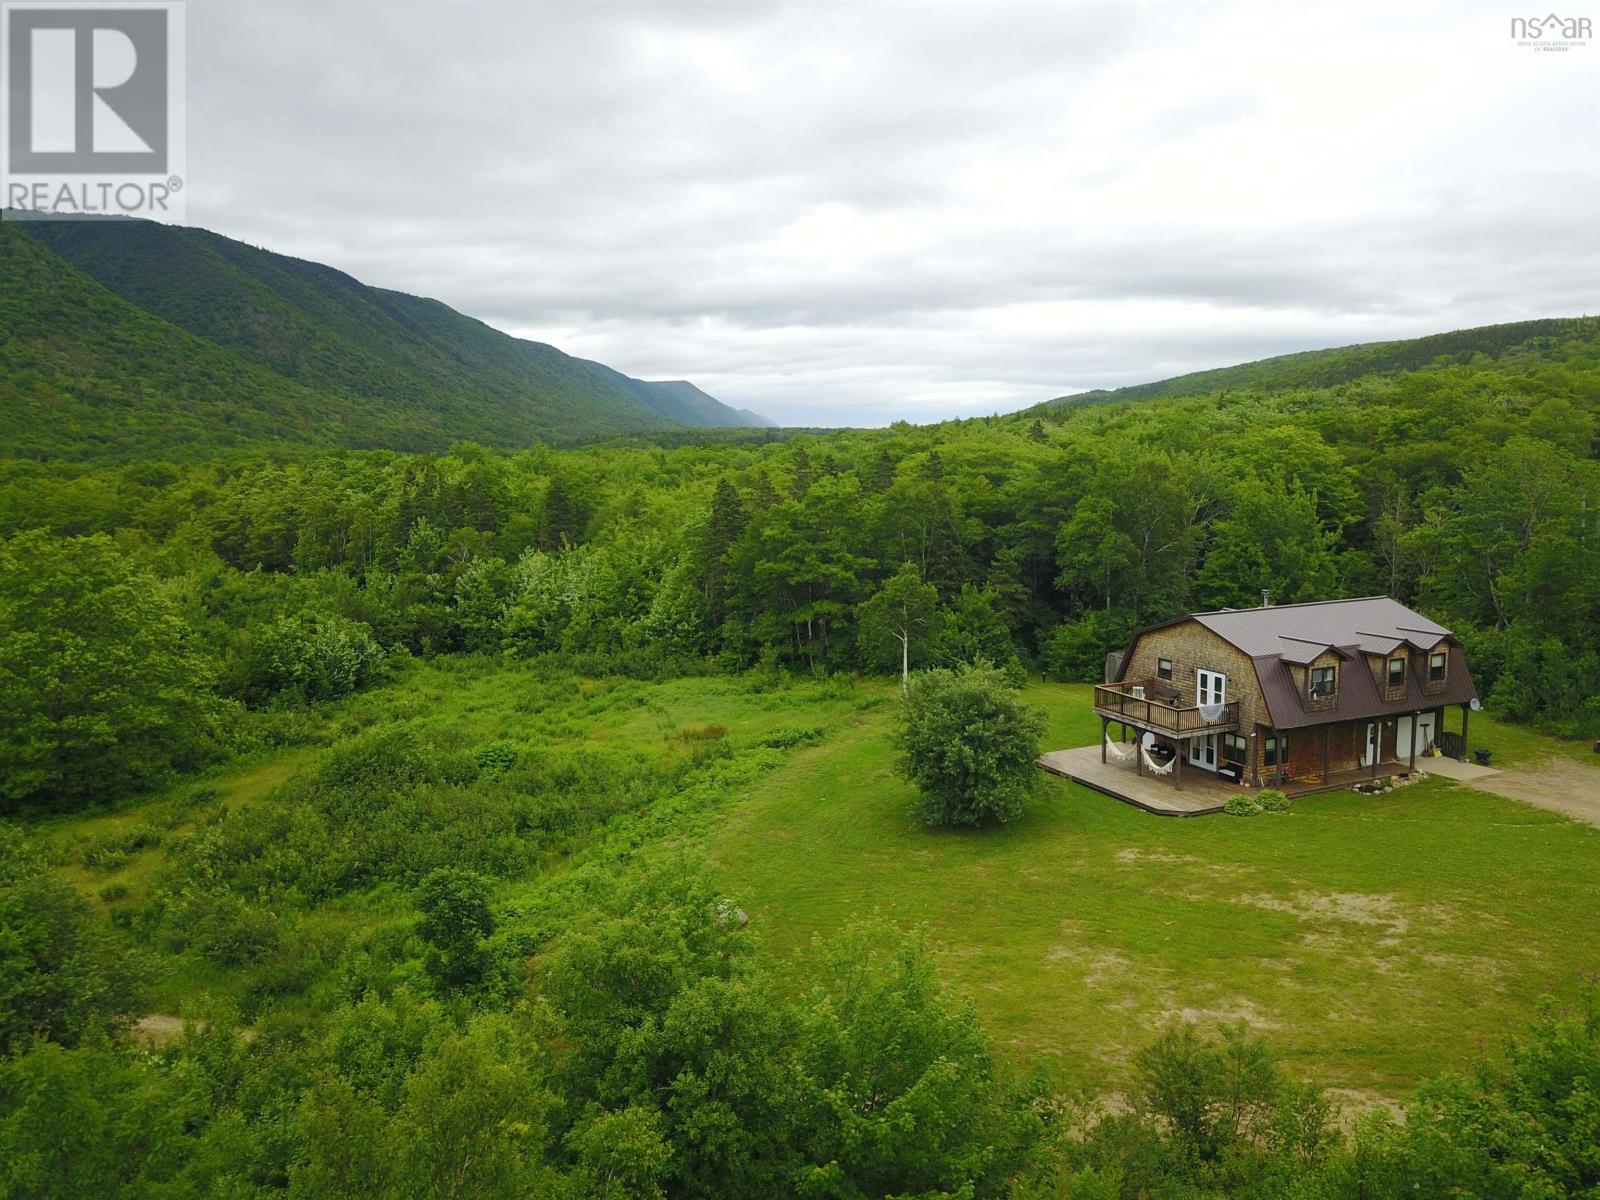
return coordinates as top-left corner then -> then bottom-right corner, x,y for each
1043,316 -> 1600,408
1,214 -> 768,460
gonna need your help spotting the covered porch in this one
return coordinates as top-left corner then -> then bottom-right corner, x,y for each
1091,681 -> 1239,793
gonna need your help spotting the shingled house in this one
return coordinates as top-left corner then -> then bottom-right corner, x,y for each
1093,597 -> 1479,791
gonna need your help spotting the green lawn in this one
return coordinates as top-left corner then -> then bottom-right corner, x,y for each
708,682 -> 1600,1099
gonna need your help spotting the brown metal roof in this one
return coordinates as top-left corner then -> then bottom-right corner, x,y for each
1193,596 -> 1452,659
1112,596 -> 1479,730
1253,644 -> 1478,730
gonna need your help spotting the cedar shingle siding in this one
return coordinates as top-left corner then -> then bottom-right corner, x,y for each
1109,597 -> 1479,784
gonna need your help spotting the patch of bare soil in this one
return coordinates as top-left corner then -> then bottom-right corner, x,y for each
1046,943 -> 1138,989
1163,998 -> 1281,1030
1115,848 -> 1200,864
131,1014 -> 255,1045
131,1014 -> 186,1045
1235,890 -> 1417,943
1325,1088 -> 1406,1129
1466,758 -> 1600,828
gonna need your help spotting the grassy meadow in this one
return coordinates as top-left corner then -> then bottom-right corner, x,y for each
35,668 -> 1600,1106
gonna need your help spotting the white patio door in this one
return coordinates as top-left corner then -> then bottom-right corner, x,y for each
1362,722 -> 1378,767
1188,670 -> 1226,771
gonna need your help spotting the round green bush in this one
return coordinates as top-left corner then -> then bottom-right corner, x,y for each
1257,788 -> 1291,813
1223,793 -> 1260,817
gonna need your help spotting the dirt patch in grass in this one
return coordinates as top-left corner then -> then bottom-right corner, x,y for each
1234,890 -> 1440,944
1325,1087 -> 1406,1127
1164,998 -> 1281,1030
1115,848 -> 1200,864
1464,758 -> 1600,829
1046,943 -> 1139,990
132,1013 -> 257,1045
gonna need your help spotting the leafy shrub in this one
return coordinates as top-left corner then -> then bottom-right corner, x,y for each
758,725 -> 826,749
1257,788 -> 1290,813
415,868 -> 496,994
473,741 -> 519,777
1224,794 -> 1260,816
80,826 -> 161,872
244,611 -> 385,705
98,883 -> 129,903
165,889 -> 282,966
0,825 -> 147,1050
896,661 -> 1047,828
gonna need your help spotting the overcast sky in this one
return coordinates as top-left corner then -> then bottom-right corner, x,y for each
184,0 -> 1600,426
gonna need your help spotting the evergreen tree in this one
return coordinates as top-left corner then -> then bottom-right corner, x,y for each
539,478 -> 578,551
791,447 -> 816,500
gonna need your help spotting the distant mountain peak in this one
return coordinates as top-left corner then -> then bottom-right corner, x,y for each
2,213 -> 770,458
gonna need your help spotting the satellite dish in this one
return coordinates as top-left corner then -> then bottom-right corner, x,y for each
1469,698 -> 1482,712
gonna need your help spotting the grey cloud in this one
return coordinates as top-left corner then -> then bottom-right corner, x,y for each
177,0 -> 1598,427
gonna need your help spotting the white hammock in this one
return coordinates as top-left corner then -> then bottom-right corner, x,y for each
1142,746 -> 1177,776
1198,702 -> 1228,723
1104,734 -> 1134,762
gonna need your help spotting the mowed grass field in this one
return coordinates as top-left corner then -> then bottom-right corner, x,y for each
708,682 -> 1600,1101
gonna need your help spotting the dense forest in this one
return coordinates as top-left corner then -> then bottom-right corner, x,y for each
6,314 -> 1598,808
3,308 -> 1599,1196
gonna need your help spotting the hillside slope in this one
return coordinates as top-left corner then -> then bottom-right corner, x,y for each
0,221 -> 400,458
3,215 -> 764,458
1045,316 -> 1600,408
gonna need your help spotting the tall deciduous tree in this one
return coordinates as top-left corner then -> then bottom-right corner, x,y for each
857,563 -> 940,689
0,532 -> 219,809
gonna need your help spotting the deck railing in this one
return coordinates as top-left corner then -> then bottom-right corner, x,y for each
1093,681 -> 1238,735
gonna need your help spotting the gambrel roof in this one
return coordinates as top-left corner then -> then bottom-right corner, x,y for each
1115,596 -> 1479,730
1190,596 -> 1451,660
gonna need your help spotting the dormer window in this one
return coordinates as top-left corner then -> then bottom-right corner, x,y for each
1428,652 -> 1447,682
1388,656 -> 1406,687
1310,666 -> 1337,699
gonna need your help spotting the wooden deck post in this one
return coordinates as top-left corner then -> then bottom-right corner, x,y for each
1101,716 -> 1108,764
1275,728 -> 1285,786
1134,729 -> 1142,776
1460,703 -> 1470,762
1174,741 -> 1183,791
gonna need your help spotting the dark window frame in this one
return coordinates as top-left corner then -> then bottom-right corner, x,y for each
1264,734 -> 1285,767
1157,658 -> 1173,681
1388,656 -> 1406,687
1428,651 -> 1447,682
1309,665 -> 1337,699
1222,732 -> 1247,765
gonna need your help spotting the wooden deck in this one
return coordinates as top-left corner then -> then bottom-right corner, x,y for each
1038,745 -> 1424,817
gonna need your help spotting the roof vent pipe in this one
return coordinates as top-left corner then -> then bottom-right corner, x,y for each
1261,589 -> 1272,608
